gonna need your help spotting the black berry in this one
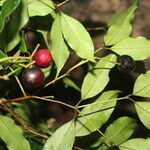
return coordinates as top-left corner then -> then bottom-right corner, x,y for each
117,55 -> 136,73
33,49 -> 52,68
21,67 -> 45,90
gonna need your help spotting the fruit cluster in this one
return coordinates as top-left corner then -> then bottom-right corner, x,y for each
21,49 -> 52,90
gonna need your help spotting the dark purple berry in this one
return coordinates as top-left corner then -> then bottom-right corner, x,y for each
33,49 -> 52,68
117,55 -> 136,73
21,67 -> 45,90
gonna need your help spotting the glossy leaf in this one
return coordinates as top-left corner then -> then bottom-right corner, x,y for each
51,14 -> 70,77
111,36 -> 150,60
133,71 -> 150,97
81,54 -> 116,100
75,90 -> 120,137
119,138 -> 150,150
62,13 -> 95,62
0,115 -> 31,150
103,117 -> 136,146
0,0 -> 29,52
27,0 -> 55,17
0,0 -> 21,32
104,0 -> 138,46
43,120 -> 75,150
135,102 -> 150,129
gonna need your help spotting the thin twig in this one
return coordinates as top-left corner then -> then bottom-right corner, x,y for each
0,104 -> 49,139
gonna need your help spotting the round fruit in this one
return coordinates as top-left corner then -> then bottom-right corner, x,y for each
117,55 -> 136,73
33,49 -> 52,68
21,67 -> 45,90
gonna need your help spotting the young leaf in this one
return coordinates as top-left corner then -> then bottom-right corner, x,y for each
119,138 -> 150,150
61,13 -> 95,62
51,14 -> 70,77
111,36 -> 150,60
0,115 -> 31,150
63,77 -> 81,92
75,90 -> 120,137
27,0 -> 55,17
43,120 -> 75,150
81,54 -> 116,100
133,71 -> 150,97
104,0 -> 138,46
0,0 -> 21,32
0,0 -> 29,52
135,102 -> 150,129
102,117 -> 136,146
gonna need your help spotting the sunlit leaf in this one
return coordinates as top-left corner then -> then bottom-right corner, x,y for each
111,36 -> 150,60
102,117 -> 136,146
104,0 -> 138,46
43,120 -> 75,150
75,90 -> 120,137
62,13 -> 95,62
119,138 -> 150,150
135,102 -> 150,129
51,14 -> 70,77
133,71 -> 150,97
0,115 -> 31,150
81,54 -> 116,100
27,0 -> 55,17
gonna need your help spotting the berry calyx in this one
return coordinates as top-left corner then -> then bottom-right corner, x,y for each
21,67 -> 45,90
33,49 -> 52,68
117,55 -> 136,73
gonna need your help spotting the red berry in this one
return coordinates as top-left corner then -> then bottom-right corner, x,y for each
21,67 -> 45,90
33,49 -> 52,68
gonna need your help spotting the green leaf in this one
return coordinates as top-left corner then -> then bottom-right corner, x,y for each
135,102 -> 150,129
75,90 -> 120,137
19,36 -> 27,52
63,77 -> 81,92
61,13 -> 95,62
104,0 -> 138,46
0,0 -> 21,32
103,117 -> 136,146
51,14 -> 70,77
0,50 -> 5,58
27,0 -> 55,17
43,120 -> 75,150
0,0 -> 29,52
81,54 -> 116,100
0,115 -> 31,150
111,36 -> 150,60
119,138 -> 150,150
133,71 -> 150,97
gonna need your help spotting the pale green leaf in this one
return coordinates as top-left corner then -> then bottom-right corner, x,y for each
103,117 -> 136,146
0,115 -> 31,150
119,138 -> 150,150
75,90 -> 120,137
135,102 -> 150,129
27,0 -> 55,17
43,120 -> 75,150
51,14 -> 70,77
111,36 -> 150,60
0,0 -> 21,32
133,71 -> 150,97
81,54 -> 116,100
63,77 -> 81,92
61,13 -> 95,62
0,0 -> 29,52
104,0 -> 138,46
